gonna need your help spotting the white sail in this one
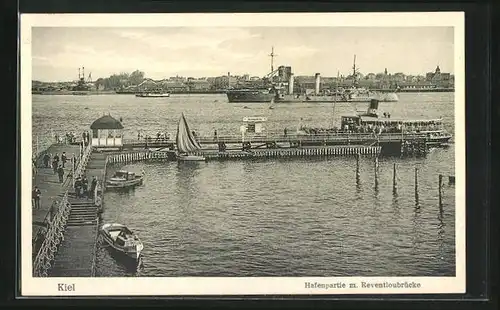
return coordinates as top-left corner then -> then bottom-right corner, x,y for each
176,113 -> 201,154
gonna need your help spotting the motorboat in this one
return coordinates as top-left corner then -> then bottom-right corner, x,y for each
135,92 -> 170,98
106,170 -> 144,189
100,223 -> 144,261
175,113 -> 206,161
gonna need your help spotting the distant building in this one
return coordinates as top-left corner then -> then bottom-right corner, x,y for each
162,81 -> 188,92
426,66 -> 453,88
187,79 -> 211,91
214,75 -> 237,89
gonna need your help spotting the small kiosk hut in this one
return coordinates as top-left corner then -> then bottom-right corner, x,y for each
90,114 -> 124,148
242,116 -> 267,134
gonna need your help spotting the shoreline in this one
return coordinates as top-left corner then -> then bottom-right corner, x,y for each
32,89 -> 454,95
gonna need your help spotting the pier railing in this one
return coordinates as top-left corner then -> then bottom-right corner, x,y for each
90,216 -> 100,277
33,133 -> 55,161
33,192 -> 71,277
33,141 -> 94,277
196,132 -> 437,144
124,131 -> 442,146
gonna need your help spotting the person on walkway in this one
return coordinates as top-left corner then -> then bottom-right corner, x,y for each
57,164 -> 64,183
74,176 -> 82,198
213,129 -> 218,141
32,186 -> 41,209
284,127 -> 288,136
53,153 -> 59,166
52,159 -> 58,174
72,153 -> 77,170
90,176 -> 97,200
32,159 -> 37,177
43,153 -> 50,168
61,152 -> 67,168
82,175 -> 89,199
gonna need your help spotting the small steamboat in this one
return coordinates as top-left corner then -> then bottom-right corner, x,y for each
106,170 -> 144,189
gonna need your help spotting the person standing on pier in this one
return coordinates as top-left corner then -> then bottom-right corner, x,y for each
52,157 -> 58,174
284,128 -> 288,136
74,176 -> 82,198
32,186 -> 41,209
57,164 -> 65,183
72,153 -> 77,171
82,175 -> 89,199
61,152 -> 67,168
90,176 -> 97,200
214,129 -> 218,141
43,153 -> 50,168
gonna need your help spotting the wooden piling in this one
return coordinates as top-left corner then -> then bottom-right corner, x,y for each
393,163 -> 397,195
374,156 -> 379,189
414,167 -> 419,204
438,174 -> 443,207
356,153 -> 360,185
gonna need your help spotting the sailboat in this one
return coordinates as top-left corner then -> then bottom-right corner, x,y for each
176,113 -> 206,161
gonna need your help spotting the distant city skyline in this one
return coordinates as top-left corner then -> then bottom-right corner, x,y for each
32,27 -> 454,82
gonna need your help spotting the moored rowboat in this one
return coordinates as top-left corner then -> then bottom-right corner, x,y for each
100,223 -> 143,261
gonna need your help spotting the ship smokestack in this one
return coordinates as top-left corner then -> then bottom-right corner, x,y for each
367,99 -> 379,116
288,73 -> 294,95
315,73 -> 320,95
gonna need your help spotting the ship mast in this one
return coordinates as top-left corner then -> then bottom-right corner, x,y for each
332,70 -> 339,129
268,46 -> 278,73
352,55 -> 359,87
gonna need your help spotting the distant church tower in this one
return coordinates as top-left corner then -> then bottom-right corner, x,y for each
435,65 -> 441,74
384,68 -> 388,75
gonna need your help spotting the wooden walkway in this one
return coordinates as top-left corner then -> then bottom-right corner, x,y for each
49,151 -> 107,277
32,144 -> 80,241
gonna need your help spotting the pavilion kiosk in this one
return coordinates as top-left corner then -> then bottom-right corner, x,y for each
90,114 -> 124,149
242,116 -> 267,135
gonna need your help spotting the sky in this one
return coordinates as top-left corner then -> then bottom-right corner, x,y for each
31,27 -> 454,82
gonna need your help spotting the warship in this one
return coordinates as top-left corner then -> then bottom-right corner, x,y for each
226,49 -> 399,103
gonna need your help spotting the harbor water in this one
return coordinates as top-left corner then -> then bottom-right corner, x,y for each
32,92 -> 456,277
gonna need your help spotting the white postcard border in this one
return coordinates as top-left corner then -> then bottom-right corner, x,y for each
20,12 -> 466,296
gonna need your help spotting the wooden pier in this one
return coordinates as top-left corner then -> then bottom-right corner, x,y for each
120,132 -> 438,150
32,142 -> 105,277
31,134 -> 437,277
32,144 -> 80,245
48,151 -> 107,277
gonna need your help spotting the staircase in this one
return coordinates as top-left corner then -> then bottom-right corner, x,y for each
67,202 -> 99,226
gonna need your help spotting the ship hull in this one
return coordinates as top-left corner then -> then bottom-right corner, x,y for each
275,93 -> 399,103
226,90 -> 275,103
